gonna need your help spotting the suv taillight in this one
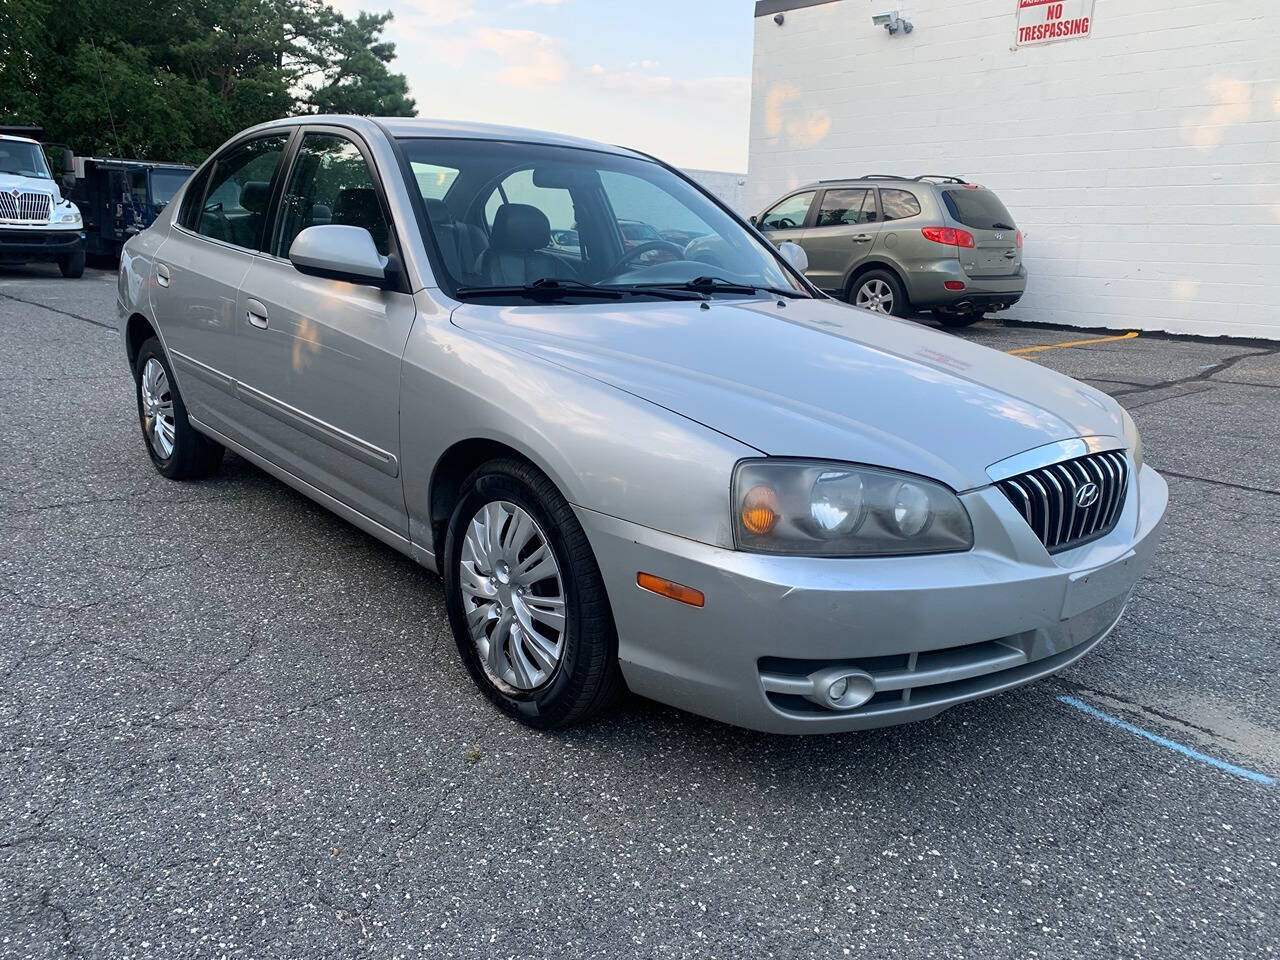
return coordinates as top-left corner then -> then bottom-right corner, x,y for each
921,226 -> 975,249
1016,230 -> 1023,248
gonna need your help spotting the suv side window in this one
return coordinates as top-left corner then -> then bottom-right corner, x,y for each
273,132 -> 392,259
194,134 -> 290,249
815,188 -> 875,227
758,191 -> 814,232
879,189 -> 922,221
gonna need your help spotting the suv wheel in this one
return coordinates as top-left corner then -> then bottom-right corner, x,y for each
443,458 -> 624,729
851,270 -> 908,317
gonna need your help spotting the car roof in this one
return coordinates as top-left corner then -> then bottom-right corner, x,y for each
798,176 -> 970,190
242,115 -> 647,160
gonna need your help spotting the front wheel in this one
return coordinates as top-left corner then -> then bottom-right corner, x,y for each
850,270 -> 909,317
58,250 -> 85,278
443,458 -> 623,729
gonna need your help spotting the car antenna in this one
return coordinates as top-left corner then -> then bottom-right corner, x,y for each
89,37 -> 127,160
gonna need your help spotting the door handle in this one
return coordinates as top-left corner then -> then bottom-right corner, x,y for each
156,263 -> 170,287
852,234 -> 873,243
246,298 -> 269,329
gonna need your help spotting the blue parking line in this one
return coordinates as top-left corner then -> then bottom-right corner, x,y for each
1057,695 -> 1275,786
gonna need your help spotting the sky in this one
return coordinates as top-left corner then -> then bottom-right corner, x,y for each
329,0 -> 756,171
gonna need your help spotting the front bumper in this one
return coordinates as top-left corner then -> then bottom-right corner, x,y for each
0,226 -> 83,262
577,462 -> 1167,734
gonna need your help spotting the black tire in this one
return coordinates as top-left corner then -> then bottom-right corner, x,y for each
133,337 -> 224,479
848,269 -> 910,318
443,457 -> 624,729
58,250 -> 85,278
933,310 -> 985,329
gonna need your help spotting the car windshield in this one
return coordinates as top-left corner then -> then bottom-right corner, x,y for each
398,137 -> 809,300
150,169 -> 191,209
0,141 -> 52,179
941,187 -> 1016,231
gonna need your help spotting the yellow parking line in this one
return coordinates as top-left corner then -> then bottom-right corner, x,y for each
1006,331 -> 1139,355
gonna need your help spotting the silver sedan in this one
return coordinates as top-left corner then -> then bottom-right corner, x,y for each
116,116 -> 1167,733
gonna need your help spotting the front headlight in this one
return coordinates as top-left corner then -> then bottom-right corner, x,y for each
56,203 -> 81,224
732,459 -> 974,556
1121,409 -> 1143,471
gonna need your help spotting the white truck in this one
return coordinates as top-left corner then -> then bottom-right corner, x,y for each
0,133 -> 85,277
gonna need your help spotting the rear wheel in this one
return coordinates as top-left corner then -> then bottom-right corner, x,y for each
933,310 -> 985,328
58,250 -> 85,278
133,338 -> 224,479
850,270 -> 909,317
443,458 -> 623,729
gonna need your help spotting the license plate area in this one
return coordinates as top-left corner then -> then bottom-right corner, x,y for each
1061,549 -> 1138,620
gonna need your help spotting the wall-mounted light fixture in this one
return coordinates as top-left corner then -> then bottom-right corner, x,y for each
773,13 -> 784,25
872,11 -> 913,35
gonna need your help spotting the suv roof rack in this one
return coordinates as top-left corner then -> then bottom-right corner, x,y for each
914,175 -> 968,184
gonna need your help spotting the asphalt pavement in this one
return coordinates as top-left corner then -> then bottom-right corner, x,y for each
2,264 -> 1278,959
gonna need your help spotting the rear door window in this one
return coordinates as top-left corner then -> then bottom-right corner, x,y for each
814,188 -> 874,227
195,134 -> 290,250
879,189 -> 922,221
941,188 -> 1016,230
273,132 -> 392,258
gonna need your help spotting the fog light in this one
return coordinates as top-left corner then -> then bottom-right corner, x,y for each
810,668 -> 876,711
944,280 -> 966,291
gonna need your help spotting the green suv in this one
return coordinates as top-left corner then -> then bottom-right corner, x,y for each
752,175 -> 1026,328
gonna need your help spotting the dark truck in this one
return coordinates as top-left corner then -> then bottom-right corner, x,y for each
63,157 -> 193,261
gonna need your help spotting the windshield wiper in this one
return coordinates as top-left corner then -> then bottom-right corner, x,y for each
455,278 -> 625,301
633,276 -> 806,299
991,222 -> 1016,231
454,278 -> 706,302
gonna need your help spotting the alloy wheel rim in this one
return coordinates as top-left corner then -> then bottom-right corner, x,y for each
140,358 -> 176,459
856,279 -> 893,314
459,500 -> 567,691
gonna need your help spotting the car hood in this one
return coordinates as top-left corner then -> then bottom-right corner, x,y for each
451,297 -> 1125,491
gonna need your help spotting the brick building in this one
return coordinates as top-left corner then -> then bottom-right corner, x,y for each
748,0 -> 1279,339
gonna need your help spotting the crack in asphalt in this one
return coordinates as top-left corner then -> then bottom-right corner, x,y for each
1156,468 -> 1280,498
1110,346 -> 1280,399
0,290 -> 118,331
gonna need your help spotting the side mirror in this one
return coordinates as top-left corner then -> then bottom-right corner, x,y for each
60,172 -> 76,193
749,214 -> 758,227
288,224 -> 397,288
778,240 -> 809,274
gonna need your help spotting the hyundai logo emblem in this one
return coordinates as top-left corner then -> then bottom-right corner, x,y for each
1075,482 -> 1100,508
993,233 -> 1004,240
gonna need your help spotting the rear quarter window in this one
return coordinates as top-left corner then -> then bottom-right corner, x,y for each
879,189 -> 921,221
941,188 -> 1016,230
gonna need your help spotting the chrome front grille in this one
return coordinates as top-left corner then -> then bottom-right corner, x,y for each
997,449 -> 1129,553
0,190 -> 53,225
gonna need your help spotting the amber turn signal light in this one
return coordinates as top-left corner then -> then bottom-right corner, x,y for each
740,484 -> 780,535
636,572 -> 705,608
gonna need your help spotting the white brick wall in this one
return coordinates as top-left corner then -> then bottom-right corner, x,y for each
748,0 -> 1280,339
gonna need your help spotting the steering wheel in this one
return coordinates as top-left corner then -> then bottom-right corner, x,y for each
771,217 -> 797,229
611,239 -> 687,273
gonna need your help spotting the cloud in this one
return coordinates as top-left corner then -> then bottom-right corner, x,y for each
583,64 -> 748,106
400,0 -> 478,26
471,27 -> 569,88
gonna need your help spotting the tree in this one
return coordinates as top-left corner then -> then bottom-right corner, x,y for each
0,0 -> 415,163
